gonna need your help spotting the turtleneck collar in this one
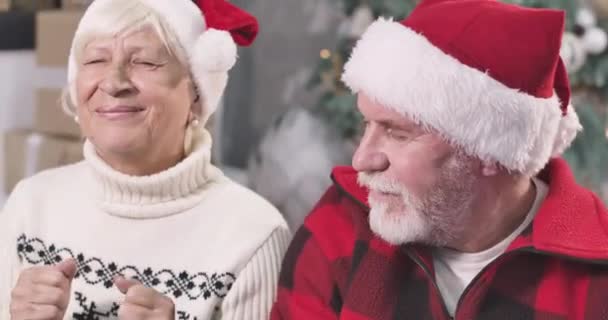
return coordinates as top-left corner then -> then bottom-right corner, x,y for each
83,128 -> 224,219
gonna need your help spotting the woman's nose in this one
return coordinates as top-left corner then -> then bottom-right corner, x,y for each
99,65 -> 135,97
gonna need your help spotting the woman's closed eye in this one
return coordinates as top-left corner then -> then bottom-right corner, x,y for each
84,58 -> 107,65
135,60 -> 156,66
132,59 -> 165,69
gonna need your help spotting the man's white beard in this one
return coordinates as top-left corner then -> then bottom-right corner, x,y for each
358,155 -> 476,246
367,199 -> 433,245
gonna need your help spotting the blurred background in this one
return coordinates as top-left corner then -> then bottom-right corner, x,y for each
0,0 -> 606,231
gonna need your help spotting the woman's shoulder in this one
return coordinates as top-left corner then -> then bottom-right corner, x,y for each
2,161 -> 88,220
200,176 -> 288,229
10,161 -> 88,196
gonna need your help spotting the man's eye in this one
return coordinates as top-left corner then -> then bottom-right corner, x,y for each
387,128 -> 410,141
361,120 -> 370,130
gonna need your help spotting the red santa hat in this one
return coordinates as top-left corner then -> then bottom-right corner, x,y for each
342,0 -> 582,175
67,0 -> 258,122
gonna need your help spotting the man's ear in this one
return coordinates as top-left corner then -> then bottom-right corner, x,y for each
481,160 -> 500,177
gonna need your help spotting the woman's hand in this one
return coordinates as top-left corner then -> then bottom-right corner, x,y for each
114,276 -> 175,320
10,259 -> 77,320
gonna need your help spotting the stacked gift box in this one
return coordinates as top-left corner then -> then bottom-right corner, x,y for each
1,0 -> 91,197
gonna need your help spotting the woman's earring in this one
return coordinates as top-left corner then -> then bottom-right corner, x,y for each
183,117 -> 200,155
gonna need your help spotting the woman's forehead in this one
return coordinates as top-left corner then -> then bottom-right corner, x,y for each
84,27 -> 167,53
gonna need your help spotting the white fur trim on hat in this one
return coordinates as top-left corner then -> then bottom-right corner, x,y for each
342,18 -> 582,175
192,29 -> 237,73
552,105 -> 583,157
138,0 -> 207,47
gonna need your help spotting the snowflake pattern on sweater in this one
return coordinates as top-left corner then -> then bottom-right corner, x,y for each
70,291 -> 207,320
71,292 -> 119,319
17,234 -> 236,301
16,234 -> 233,319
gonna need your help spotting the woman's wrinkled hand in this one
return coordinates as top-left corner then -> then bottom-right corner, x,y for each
10,259 -> 78,320
114,276 -> 175,320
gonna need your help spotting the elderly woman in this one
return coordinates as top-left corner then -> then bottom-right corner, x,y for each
0,0 -> 290,319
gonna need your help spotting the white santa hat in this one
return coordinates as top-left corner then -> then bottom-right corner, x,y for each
66,0 -> 258,123
342,0 -> 582,175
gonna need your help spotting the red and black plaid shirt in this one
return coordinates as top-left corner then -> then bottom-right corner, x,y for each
271,159 -> 608,320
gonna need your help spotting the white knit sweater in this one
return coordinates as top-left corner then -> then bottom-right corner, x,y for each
0,129 -> 291,320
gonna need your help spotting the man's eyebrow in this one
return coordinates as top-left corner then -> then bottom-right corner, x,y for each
376,119 -> 419,131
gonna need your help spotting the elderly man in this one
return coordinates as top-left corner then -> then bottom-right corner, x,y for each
271,0 -> 608,319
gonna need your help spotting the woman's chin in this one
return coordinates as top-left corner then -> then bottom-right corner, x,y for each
90,133 -> 147,156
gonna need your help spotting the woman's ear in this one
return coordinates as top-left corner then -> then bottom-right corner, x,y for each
186,111 -> 194,124
190,79 -> 201,103
188,79 -> 203,116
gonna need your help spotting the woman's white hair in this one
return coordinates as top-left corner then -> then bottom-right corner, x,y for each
61,0 -> 190,117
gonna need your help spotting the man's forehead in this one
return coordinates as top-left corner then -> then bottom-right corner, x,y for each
357,93 -> 419,127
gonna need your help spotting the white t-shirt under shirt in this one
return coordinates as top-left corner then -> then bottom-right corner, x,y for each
432,178 -> 548,316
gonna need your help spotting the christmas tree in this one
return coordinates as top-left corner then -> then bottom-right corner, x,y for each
308,0 -> 608,201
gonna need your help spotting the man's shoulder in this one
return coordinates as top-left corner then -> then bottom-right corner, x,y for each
305,166 -> 369,232
300,183 -> 370,261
